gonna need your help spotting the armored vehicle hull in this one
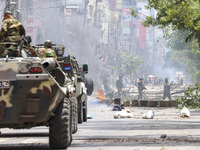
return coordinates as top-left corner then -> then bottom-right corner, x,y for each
0,57 -> 74,149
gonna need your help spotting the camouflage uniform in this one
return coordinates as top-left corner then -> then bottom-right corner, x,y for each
0,16 -> 25,57
24,45 -> 37,57
38,48 -> 57,59
22,36 -> 37,57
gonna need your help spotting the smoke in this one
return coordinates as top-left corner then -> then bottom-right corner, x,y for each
23,1 -> 112,91
64,17 -> 112,91
157,67 -> 177,82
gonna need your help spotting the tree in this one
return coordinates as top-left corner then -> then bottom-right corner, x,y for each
131,0 -> 200,43
117,51 -> 143,78
177,82 -> 200,109
163,30 -> 200,81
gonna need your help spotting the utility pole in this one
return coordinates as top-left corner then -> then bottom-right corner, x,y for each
94,0 -> 102,27
84,0 -> 88,27
4,0 -> 11,13
4,0 -> 20,20
15,0 -> 20,20
94,0 -> 98,27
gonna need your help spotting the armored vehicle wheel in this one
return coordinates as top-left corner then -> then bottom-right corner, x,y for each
49,97 -> 72,149
71,97 -> 78,134
78,96 -> 83,124
83,100 -> 87,122
86,78 -> 94,96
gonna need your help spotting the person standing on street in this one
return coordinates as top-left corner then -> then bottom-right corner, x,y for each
116,76 -> 123,97
163,78 -> 172,100
138,78 -> 147,100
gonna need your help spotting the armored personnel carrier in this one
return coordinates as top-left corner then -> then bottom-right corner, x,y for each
58,55 -> 88,124
35,43 -> 94,132
0,37 -> 75,149
79,65 -> 94,122
53,44 -> 94,124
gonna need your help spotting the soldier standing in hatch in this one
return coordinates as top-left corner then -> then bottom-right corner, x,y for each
116,76 -> 123,97
0,11 -> 25,57
38,40 -> 57,59
163,78 -> 172,100
138,78 -> 147,100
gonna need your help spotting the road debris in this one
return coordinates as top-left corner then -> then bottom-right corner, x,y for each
180,106 -> 190,118
160,134 -> 167,139
114,109 -> 133,119
142,109 -> 155,119
87,115 -> 93,119
112,104 -> 124,111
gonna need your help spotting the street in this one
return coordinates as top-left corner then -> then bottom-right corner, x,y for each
0,0 -> 199,150
69,102 -> 200,150
0,98 -> 200,150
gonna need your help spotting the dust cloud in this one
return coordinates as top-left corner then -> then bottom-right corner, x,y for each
25,2 -> 113,91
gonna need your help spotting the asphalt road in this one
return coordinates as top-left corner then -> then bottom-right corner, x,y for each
69,102 -> 200,150
0,98 -> 200,150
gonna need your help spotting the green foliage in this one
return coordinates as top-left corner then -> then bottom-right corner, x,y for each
177,82 -> 200,109
163,30 -> 200,81
131,0 -> 200,43
118,51 -> 143,77
165,30 -> 197,50
130,8 -> 137,17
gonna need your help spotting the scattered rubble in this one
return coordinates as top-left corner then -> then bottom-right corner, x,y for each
160,134 -> 167,139
87,115 -> 93,119
142,109 -> 155,119
114,109 -> 133,119
180,106 -> 190,118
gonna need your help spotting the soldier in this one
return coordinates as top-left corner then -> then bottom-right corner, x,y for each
138,78 -> 147,100
23,36 -> 37,57
45,50 -> 56,58
38,40 -> 57,59
0,11 -> 25,57
163,78 -> 172,100
116,76 -> 123,97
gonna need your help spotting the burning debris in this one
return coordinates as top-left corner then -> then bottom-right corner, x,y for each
96,89 -> 115,105
97,89 -> 107,103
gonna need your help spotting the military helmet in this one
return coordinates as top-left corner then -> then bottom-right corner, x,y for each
139,78 -> 144,81
25,36 -> 32,43
44,40 -> 52,48
45,51 -> 55,57
5,11 -> 13,15
165,78 -> 168,82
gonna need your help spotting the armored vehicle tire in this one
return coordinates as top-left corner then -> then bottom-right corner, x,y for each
49,97 -> 72,149
86,78 -> 94,96
83,100 -> 87,122
78,96 -> 83,124
71,97 -> 78,134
